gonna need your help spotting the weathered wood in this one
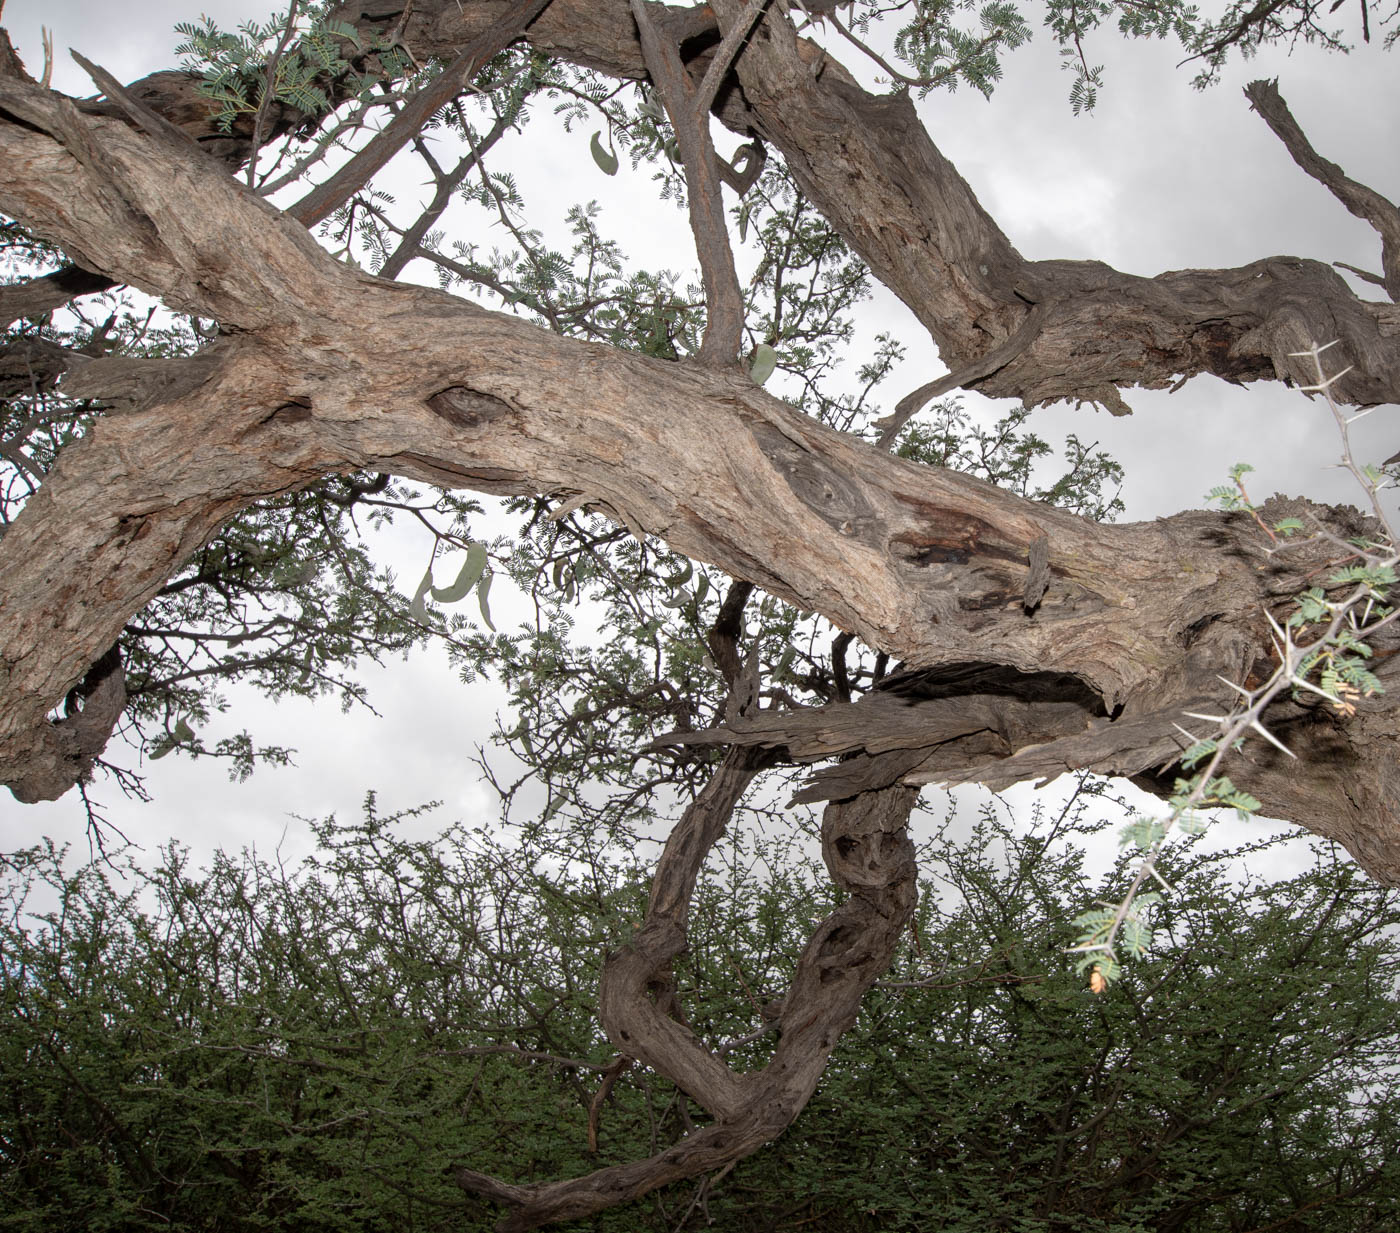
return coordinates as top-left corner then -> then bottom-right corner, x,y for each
1,64 -> 1398,879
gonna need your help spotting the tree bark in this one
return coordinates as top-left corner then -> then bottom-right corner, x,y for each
302,0 -> 1400,408
35,2 -> 1400,404
1,62 -> 1398,880
456,743 -> 919,1230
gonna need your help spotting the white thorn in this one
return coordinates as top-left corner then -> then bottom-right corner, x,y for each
1248,717 -> 1296,758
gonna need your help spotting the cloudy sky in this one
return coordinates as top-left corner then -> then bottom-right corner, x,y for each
1,0 -> 1395,876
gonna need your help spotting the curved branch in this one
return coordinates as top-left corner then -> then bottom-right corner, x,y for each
18,0 -> 1400,404
1245,76 -> 1400,302
454,749 -> 918,1230
2,31 -> 1399,880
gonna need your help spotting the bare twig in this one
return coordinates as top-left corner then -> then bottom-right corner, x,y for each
875,301 -> 1048,448
1246,78 -> 1400,301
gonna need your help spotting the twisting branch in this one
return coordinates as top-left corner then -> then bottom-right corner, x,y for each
628,0 -> 746,366
453,760 -> 919,1230
1245,78 -> 1400,302
449,594 -> 920,1229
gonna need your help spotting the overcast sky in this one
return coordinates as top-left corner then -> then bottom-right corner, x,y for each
1,0 -> 1394,878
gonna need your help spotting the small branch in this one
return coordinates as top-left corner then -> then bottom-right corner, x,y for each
378,110 -> 513,279
246,0 -> 303,188
289,0 -> 554,227
706,580 -> 754,685
586,1055 -> 634,1152
875,301 -> 1048,448
1333,260 -> 1387,289
629,0 -> 745,366
1246,78 -> 1400,302
694,0 -> 773,117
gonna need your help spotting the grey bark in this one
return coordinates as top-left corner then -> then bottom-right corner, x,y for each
0,62 -> 1396,879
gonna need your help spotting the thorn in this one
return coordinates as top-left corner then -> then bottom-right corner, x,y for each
39,26 -> 53,90
1215,674 -> 1251,698
1248,717 -> 1296,758
1289,675 -> 1342,704
1147,863 -> 1176,894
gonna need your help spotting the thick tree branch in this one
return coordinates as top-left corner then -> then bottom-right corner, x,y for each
2,29 -> 1400,881
23,1 -> 1400,404
0,265 -> 116,329
290,0 -> 554,226
455,751 -> 918,1230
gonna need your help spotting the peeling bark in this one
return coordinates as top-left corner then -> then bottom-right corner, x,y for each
305,0 -> 1400,408
1,61 -> 1399,881
4,9 -> 1400,1225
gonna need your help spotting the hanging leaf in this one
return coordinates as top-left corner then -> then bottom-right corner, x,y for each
431,541 -> 488,603
477,570 -> 496,631
410,566 -> 433,622
151,717 -> 196,760
590,130 -> 619,176
749,344 -> 778,385
663,559 -> 693,589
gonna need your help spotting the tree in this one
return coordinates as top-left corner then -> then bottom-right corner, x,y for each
5,794 -> 1399,1232
2,0 -> 1400,1224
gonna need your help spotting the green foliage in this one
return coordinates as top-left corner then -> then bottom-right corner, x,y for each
896,399 -> 1125,520
1086,431 -> 1397,984
174,3 -> 411,133
857,0 -> 1393,109
886,0 -> 1033,97
4,795 -> 1398,1231
0,236 -> 489,788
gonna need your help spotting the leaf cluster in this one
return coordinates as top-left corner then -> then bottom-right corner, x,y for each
174,3 -> 413,134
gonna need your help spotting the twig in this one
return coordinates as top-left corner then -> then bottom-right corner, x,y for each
246,0 -> 303,188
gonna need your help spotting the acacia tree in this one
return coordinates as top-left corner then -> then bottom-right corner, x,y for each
2,0 -> 1400,1225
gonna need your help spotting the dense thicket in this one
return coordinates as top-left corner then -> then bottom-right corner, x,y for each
4,793 -> 1398,1232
